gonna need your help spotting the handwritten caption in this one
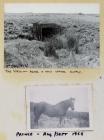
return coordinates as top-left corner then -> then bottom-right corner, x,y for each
16,131 -> 84,138
5,69 -> 82,74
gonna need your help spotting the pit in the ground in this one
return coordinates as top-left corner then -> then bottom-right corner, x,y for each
32,23 -> 63,41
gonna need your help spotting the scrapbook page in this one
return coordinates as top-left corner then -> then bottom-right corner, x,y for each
0,1 -> 104,140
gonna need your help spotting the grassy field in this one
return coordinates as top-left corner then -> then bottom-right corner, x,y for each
30,110 -> 89,129
4,13 -> 99,68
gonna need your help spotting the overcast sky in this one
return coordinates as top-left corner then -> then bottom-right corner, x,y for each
26,85 -> 92,112
5,3 -> 99,14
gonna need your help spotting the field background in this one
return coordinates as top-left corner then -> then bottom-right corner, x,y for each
30,110 -> 89,129
4,13 -> 99,68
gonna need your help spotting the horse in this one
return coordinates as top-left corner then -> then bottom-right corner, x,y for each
30,97 -> 75,128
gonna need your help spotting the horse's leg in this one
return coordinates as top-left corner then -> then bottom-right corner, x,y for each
63,117 -> 66,125
30,111 -> 35,129
34,113 -> 42,128
34,117 -> 39,128
57,116 -> 63,128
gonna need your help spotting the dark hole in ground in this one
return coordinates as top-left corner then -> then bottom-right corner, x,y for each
42,27 -> 60,41
32,23 -> 63,41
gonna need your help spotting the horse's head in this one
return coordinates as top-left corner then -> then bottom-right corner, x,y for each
69,97 -> 75,111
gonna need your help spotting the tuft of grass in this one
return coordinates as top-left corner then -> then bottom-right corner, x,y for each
44,39 -> 59,59
65,29 -> 80,54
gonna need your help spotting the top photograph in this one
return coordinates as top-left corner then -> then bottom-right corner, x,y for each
4,3 -> 100,68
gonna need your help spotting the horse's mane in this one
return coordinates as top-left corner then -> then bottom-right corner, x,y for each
55,98 -> 73,106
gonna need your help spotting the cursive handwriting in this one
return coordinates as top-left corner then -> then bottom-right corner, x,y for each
16,132 -> 33,137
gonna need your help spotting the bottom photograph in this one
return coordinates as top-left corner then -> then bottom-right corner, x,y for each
26,85 -> 93,130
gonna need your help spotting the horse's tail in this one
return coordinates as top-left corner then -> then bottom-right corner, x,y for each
30,102 -> 38,117
34,103 -> 38,116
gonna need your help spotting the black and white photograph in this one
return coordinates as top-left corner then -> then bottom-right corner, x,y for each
4,3 -> 99,68
26,85 -> 93,130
